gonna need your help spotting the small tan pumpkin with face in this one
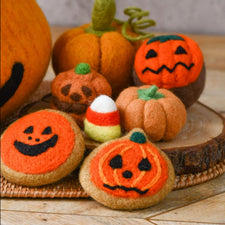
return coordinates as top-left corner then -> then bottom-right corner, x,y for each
116,85 -> 187,141
51,63 -> 112,127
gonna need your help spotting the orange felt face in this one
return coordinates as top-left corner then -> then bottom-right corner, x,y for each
134,35 -> 204,89
1,110 -> 75,174
90,137 -> 169,198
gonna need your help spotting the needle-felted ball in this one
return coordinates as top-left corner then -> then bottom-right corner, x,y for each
116,85 -> 187,141
0,109 -> 85,186
133,34 -> 205,108
84,95 -> 121,143
79,128 -> 175,210
51,63 -> 112,128
1,0 -> 52,121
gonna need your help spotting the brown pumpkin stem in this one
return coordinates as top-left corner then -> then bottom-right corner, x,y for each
137,85 -> 165,101
85,0 -> 116,36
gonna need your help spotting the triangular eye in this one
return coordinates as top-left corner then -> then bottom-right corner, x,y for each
109,155 -> 122,169
61,84 -> 72,96
138,158 -> 151,171
24,126 -> 33,134
146,49 -> 157,59
42,126 -> 52,135
175,46 -> 187,55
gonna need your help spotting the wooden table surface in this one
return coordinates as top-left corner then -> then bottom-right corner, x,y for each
1,27 -> 225,225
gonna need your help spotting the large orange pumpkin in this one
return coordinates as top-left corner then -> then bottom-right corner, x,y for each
1,0 -> 52,121
52,0 -> 155,98
134,34 -> 205,108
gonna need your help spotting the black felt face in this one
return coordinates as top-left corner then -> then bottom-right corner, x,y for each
14,126 -> 58,156
143,45 -> 194,74
0,62 -> 24,107
103,154 -> 152,195
52,84 -> 93,115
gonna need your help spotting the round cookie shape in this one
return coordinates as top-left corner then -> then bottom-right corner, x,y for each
51,63 -> 112,128
133,34 -> 205,108
79,128 -> 175,210
116,85 -> 187,141
1,109 -> 85,186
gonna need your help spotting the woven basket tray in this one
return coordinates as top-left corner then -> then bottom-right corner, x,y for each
1,159 -> 225,198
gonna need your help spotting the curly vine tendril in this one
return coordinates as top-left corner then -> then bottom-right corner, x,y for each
114,7 -> 156,41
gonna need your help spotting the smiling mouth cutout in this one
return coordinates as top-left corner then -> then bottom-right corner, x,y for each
103,184 -> 149,195
142,62 -> 195,75
14,135 -> 58,156
0,62 -> 24,107
52,96 -> 88,115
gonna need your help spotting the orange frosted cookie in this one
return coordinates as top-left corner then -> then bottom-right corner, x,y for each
79,128 -> 175,210
1,109 -> 85,186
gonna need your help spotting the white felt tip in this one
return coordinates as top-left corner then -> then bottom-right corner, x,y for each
90,95 -> 117,113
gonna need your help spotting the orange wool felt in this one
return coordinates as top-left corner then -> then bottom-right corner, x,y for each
1,110 -> 75,174
86,107 -> 120,126
134,34 -> 203,89
90,139 -> 168,198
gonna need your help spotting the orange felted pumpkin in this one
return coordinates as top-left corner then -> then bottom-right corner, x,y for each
52,0 -> 155,97
1,0 -> 52,121
116,85 -> 187,141
79,128 -> 175,210
134,35 -> 205,108
51,63 -> 112,128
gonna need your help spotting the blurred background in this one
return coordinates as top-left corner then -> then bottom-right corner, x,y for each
36,0 -> 225,35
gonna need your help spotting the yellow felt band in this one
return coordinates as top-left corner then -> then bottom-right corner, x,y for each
84,119 -> 121,142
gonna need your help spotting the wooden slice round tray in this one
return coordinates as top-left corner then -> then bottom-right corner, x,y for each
1,82 -> 225,198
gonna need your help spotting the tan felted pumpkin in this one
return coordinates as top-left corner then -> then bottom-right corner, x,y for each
52,0 -> 155,98
116,85 -> 187,141
1,0 -> 52,121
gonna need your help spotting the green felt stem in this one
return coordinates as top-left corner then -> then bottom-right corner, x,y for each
116,7 -> 156,41
130,132 -> 146,144
85,0 -> 116,36
137,85 -> 165,101
75,63 -> 91,75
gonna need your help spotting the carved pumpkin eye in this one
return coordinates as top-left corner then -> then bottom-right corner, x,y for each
70,93 -> 82,102
146,49 -> 157,59
82,86 -> 92,97
61,84 -> 71,96
42,126 -> 52,135
24,126 -> 33,134
109,155 -> 122,169
138,158 -> 151,171
175,45 -> 187,55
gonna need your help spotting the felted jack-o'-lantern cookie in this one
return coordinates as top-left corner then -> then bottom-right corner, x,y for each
1,109 -> 85,186
51,63 -> 112,128
79,128 -> 175,210
134,34 -> 205,108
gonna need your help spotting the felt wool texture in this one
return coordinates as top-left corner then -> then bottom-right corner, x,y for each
52,25 -> 135,98
134,34 -> 204,89
84,95 -> 121,142
90,95 -> 117,113
1,109 -> 85,186
1,0 -> 52,121
79,128 -> 175,210
86,108 -> 120,126
84,120 -> 121,143
51,64 -> 112,128
116,85 -> 187,141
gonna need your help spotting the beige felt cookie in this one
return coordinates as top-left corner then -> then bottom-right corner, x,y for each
116,85 -> 187,141
1,109 -> 85,186
79,128 -> 175,210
